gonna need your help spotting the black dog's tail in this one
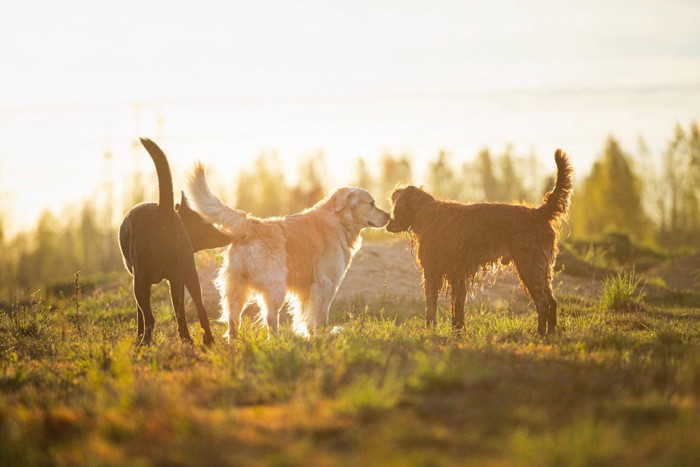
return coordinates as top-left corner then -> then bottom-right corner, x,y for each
538,149 -> 573,222
140,138 -> 174,213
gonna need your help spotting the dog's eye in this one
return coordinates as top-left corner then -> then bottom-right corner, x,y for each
370,200 -> 375,207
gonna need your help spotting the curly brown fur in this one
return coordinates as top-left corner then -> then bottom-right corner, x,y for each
387,149 -> 573,335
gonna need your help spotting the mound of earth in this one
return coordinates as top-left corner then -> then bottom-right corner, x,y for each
195,240 -> 602,309
642,253 -> 700,291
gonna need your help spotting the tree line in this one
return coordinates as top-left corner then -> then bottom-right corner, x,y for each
0,121 -> 698,298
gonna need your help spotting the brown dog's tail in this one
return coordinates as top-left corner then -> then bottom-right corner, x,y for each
140,138 -> 174,213
185,162 -> 250,237
538,149 -> 573,222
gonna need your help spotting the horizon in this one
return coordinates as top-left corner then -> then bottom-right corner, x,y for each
2,0 -> 700,235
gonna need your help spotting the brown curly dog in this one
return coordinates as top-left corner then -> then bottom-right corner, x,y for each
386,149 -> 573,335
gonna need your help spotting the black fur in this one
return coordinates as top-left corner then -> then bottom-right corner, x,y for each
118,138 -> 231,346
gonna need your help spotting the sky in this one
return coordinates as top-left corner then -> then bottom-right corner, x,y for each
2,0 -> 700,234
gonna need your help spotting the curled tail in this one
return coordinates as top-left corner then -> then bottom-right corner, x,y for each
140,138 -> 174,213
185,162 -> 249,237
539,148 -> 574,221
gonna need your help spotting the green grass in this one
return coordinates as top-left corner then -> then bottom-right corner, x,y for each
1,276 -> 699,466
599,269 -> 646,312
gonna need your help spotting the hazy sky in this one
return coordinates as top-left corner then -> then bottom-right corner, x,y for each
2,0 -> 700,233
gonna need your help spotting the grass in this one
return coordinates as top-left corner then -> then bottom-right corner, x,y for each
599,269 -> 646,312
0,274 -> 699,466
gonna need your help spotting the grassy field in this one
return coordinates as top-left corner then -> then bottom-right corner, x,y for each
1,268 -> 700,466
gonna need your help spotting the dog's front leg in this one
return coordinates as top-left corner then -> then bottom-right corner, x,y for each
450,278 -> 467,333
545,287 -> 557,334
307,279 -> 334,333
169,279 -> 193,344
423,271 -> 441,328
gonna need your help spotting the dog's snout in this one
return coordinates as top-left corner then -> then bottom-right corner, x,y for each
381,211 -> 390,226
368,209 -> 390,228
385,217 -> 400,233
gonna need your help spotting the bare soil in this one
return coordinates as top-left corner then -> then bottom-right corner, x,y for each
196,240 -> 605,309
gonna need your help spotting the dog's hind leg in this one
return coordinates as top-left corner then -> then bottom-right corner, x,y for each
514,260 -> 551,336
136,304 -> 145,341
133,278 -> 155,345
220,285 -> 249,341
261,287 -> 286,336
169,279 -> 193,344
183,266 -> 215,346
423,269 -> 441,328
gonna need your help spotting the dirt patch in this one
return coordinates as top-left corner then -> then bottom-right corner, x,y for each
642,254 -> 700,291
196,240 -> 602,309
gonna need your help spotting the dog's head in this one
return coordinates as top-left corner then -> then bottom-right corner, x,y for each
386,185 -> 433,233
330,187 -> 390,229
177,192 -> 232,252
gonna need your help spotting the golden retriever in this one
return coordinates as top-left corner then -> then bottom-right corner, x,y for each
185,163 -> 390,338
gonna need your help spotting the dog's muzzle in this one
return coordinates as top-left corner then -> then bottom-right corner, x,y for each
385,217 -> 405,233
368,211 -> 390,228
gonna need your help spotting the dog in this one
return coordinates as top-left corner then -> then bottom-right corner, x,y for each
118,138 -> 231,346
386,149 -> 573,335
185,162 -> 390,339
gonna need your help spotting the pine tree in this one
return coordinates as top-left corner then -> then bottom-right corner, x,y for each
477,148 -> 501,201
427,150 -> 460,200
572,137 -> 650,241
353,158 -> 374,192
377,152 -> 412,209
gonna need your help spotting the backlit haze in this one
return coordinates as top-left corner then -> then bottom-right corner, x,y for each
2,0 -> 699,234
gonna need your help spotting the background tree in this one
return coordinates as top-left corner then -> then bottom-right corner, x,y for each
571,137 -> 650,241
476,148 -> 502,201
353,157 -> 374,193
289,151 -> 328,213
235,151 -> 289,217
497,146 -> 529,203
656,122 -> 700,249
377,152 -> 412,209
427,150 -> 462,200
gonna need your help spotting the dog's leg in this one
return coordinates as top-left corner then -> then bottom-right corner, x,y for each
136,303 -> 145,341
261,287 -> 286,336
169,279 -> 193,344
450,277 -> 467,333
514,262 -> 551,336
133,278 -> 155,345
307,279 -> 334,333
545,285 -> 558,334
221,285 -> 248,341
183,267 -> 215,346
423,270 -> 441,328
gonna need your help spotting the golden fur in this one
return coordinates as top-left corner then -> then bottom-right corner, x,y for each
387,149 -> 573,335
186,163 -> 390,338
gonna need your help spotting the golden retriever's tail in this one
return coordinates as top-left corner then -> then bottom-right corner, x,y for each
539,149 -> 573,222
185,162 -> 249,237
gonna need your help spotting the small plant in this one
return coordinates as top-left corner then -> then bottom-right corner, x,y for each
72,271 -> 83,338
599,269 -> 646,312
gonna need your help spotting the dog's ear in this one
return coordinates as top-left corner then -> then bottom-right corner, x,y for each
332,187 -> 359,212
176,191 -> 191,212
390,189 -> 402,205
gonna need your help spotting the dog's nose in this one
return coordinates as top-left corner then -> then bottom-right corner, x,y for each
381,212 -> 390,226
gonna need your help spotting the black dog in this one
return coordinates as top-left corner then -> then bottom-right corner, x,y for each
118,138 -> 230,346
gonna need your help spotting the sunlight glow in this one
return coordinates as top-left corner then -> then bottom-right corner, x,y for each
1,0 -> 699,233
